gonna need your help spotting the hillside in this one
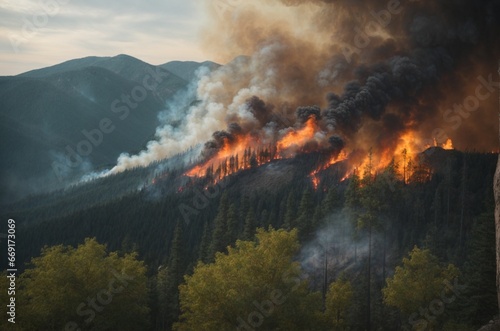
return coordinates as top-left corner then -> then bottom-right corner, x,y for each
2,147 -> 496,330
0,56 -> 217,203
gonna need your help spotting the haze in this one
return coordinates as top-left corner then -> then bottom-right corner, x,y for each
0,0 -> 209,75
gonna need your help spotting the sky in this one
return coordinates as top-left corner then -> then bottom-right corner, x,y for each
0,0 -> 210,75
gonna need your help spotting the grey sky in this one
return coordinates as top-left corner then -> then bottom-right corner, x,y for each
0,0 -> 209,75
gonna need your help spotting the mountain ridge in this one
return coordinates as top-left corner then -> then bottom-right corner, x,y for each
0,54 -> 219,203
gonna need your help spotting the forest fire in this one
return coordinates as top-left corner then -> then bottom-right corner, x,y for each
277,117 -> 319,155
104,0 -> 498,184
185,136 -> 278,181
440,139 -> 454,150
184,116 -> 323,182
342,134 -> 455,184
183,123 -> 457,188
310,151 -> 348,190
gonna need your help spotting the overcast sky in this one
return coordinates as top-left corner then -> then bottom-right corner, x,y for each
0,0 -> 209,75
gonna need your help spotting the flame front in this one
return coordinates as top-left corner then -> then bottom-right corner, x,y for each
185,117 -> 323,182
309,151 -> 348,190
277,117 -> 318,154
183,121 -> 455,188
185,135 -> 263,179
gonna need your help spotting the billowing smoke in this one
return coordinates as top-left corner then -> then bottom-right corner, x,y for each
297,106 -> 321,123
106,67 -> 222,174
328,135 -> 345,156
203,128 -> 239,159
200,0 -> 499,152
300,213 -> 374,280
107,0 -> 499,175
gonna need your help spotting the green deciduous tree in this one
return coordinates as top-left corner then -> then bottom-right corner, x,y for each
175,228 -> 323,331
325,276 -> 353,330
383,246 -> 459,329
19,238 -> 149,331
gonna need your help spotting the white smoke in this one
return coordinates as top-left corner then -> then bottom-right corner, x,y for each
105,42 -> 302,176
107,66 -> 227,175
300,213 -> 371,274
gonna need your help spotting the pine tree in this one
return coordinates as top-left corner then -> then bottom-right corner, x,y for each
226,203 -> 238,245
258,209 -> 266,228
322,185 -> 342,216
198,220 -> 211,263
243,149 -> 249,168
168,221 -> 185,284
283,191 -> 296,230
268,207 -> 278,229
250,152 -> 258,168
296,189 -> 314,236
209,193 -> 229,259
163,221 -> 185,328
155,265 -> 170,330
312,204 -> 323,230
459,211 -> 497,327
344,173 -> 361,221
242,207 -> 256,240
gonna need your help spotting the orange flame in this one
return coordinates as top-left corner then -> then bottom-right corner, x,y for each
185,135 -> 253,178
442,138 -> 454,150
185,117 -> 322,182
343,132 -> 453,183
182,119 -> 454,188
309,151 -> 348,190
277,117 -> 317,153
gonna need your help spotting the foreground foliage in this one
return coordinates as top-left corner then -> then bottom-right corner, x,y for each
19,238 -> 149,331
175,228 -> 324,331
383,246 -> 460,330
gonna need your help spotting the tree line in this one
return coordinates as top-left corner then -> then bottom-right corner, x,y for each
0,150 -> 497,330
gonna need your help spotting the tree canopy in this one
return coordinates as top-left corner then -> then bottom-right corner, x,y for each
175,228 -> 323,331
19,238 -> 149,331
383,246 -> 460,329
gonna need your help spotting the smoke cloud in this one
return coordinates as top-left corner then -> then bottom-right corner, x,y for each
108,0 -> 500,175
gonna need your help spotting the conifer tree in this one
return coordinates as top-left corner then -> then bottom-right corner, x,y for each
284,191 -> 297,230
296,189 -> 314,236
163,221 -> 185,328
226,203 -> 238,245
209,193 -> 229,259
242,207 -> 256,240
198,220 -> 211,263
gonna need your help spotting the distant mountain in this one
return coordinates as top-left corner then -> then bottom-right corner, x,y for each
20,54 -> 190,101
0,55 -> 218,204
160,60 -> 220,83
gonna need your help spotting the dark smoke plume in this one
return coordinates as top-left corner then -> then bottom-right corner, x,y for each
200,0 -> 499,151
109,0 -> 500,174
297,106 -> 322,123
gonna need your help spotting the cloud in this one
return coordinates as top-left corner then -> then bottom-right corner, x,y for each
0,0 -> 208,75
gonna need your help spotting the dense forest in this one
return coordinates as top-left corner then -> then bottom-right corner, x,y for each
1,147 -> 497,330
